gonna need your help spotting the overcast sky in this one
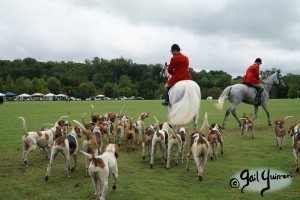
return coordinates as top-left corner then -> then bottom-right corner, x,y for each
1,0 -> 300,77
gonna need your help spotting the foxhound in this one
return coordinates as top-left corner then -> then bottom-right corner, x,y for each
80,144 -> 119,200
186,130 -> 210,181
18,117 -> 62,166
44,125 -> 81,181
274,119 -> 286,150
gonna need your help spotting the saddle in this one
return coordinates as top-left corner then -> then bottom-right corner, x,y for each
243,83 -> 260,91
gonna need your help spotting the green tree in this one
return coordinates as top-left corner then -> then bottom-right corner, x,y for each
4,75 -> 15,92
31,78 -> 49,94
288,84 -> 300,99
47,77 -> 61,94
103,82 -> 114,98
15,77 -> 32,94
78,82 -> 96,99
0,78 -> 4,92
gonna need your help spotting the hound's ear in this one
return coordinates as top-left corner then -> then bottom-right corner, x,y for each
274,120 -> 278,124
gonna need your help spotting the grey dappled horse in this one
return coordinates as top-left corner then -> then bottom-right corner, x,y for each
160,65 -> 201,130
216,71 -> 285,128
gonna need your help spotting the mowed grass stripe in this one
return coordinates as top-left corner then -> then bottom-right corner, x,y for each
0,99 -> 299,200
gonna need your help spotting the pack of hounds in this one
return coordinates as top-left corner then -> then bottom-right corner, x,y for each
18,105 -> 300,200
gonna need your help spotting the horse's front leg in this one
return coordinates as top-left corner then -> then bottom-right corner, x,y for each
261,103 -> 271,126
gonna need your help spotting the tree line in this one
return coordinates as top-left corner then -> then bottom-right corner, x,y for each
0,57 -> 299,99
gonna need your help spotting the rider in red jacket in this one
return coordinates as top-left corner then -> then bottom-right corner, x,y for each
243,58 -> 264,102
162,44 -> 192,106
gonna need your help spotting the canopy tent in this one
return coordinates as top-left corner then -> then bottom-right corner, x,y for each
18,93 -> 31,97
31,93 -> 44,97
96,94 -> 105,97
5,92 -> 17,96
0,93 -> 5,97
44,93 -> 55,97
55,94 -> 67,97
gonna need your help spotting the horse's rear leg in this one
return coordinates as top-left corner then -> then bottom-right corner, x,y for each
222,105 -> 240,128
231,109 -> 241,127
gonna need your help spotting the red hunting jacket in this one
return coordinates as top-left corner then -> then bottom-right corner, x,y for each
243,63 -> 260,84
167,53 -> 192,86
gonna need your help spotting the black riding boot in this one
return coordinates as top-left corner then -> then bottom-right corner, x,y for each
255,88 -> 264,102
162,87 -> 170,106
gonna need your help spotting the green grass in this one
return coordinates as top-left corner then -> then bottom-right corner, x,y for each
0,99 -> 300,200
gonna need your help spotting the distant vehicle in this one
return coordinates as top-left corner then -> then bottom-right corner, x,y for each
118,96 -> 127,100
207,96 -> 213,100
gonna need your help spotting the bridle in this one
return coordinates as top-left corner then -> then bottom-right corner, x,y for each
262,72 -> 284,88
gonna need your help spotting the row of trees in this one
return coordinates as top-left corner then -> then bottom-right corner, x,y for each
0,57 -> 299,99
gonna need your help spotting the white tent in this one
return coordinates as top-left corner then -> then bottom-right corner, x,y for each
44,93 -> 55,97
96,94 -> 105,97
55,94 -> 67,97
0,93 -> 5,97
31,93 -> 44,97
18,93 -> 31,97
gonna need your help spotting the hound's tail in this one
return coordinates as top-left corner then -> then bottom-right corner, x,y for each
200,112 -> 210,132
18,117 -> 29,137
41,124 -> 54,131
215,86 -> 231,110
168,81 -> 200,125
73,120 -> 91,138
79,150 -> 93,159
81,112 -> 89,129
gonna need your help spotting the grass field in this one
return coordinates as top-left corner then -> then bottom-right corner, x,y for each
0,99 -> 299,200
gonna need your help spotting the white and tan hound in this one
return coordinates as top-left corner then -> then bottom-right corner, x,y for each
142,124 -> 155,160
290,123 -> 300,172
150,122 -> 169,168
116,120 -> 126,146
80,144 -> 119,200
44,124 -> 81,181
240,114 -> 254,139
207,123 -> 224,160
18,117 -> 63,166
274,119 -> 286,150
166,125 -> 187,169
124,118 -> 136,152
186,130 -> 210,181
73,120 -> 102,176
134,112 -> 149,145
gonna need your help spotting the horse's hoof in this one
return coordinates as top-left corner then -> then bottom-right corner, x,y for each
45,176 -> 49,181
221,151 -> 224,155
132,148 -> 135,152
210,157 -> 213,161
279,147 -> 282,150
175,162 -> 178,166
71,167 -> 75,172
142,156 -> 145,160
112,184 -> 117,190
268,123 -> 272,127
150,164 -> 153,169
198,176 -> 203,181
166,167 -> 169,170
24,160 -> 28,165
186,168 -> 189,171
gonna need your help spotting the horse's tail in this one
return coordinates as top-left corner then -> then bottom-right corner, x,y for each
168,82 -> 200,125
215,86 -> 231,110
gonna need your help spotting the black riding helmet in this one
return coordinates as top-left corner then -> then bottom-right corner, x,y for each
255,58 -> 262,64
170,44 -> 181,52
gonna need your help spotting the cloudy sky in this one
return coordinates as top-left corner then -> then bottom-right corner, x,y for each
1,0 -> 300,77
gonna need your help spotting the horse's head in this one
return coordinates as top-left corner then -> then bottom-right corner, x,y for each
275,70 -> 286,87
160,62 -> 170,79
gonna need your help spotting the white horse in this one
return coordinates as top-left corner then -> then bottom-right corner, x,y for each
160,65 -> 201,130
216,71 -> 285,128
